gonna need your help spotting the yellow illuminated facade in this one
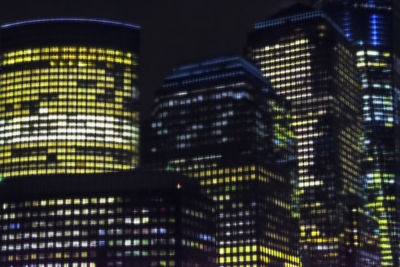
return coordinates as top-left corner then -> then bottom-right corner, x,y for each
168,161 -> 301,267
247,10 -> 376,265
0,46 -> 139,178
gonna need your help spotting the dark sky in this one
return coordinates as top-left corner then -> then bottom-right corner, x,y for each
0,0 -> 310,119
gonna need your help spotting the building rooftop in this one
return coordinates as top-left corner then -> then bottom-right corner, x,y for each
163,56 -> 269,88
0,169 -> 201,200
1,18 -> 140,29
253,3 -> 345,36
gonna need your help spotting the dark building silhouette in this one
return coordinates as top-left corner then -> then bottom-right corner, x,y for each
144,56 -> 300,266
0,19 -> 141,178
0,170 -> 216,267
312,1 -> 400,265
247,5 -> 379,266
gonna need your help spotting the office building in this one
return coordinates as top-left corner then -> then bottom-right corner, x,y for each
312,1 -> 400,265
0,19 -> 140,178
145,56 -> 300,266
247,5 -> 375,266
0,170 -> 216,267
347,206 -> 380,267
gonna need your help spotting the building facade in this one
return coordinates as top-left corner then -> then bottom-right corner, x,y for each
0,19 -> 140,178
247,5 -> 376,266
313,1 -> 400,265
144,56 -> 300,266
0,170 -> 216,267
346,206 -> 380,267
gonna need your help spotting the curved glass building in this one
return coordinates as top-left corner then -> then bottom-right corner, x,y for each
0,19 -> 140,178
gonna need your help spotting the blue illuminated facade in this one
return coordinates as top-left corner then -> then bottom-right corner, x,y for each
318,0 -> 393,46
316,0 -> 400,265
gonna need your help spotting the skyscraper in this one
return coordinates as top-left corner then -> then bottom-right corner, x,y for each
0,170 -> 216,266
313,1 -> 400,265
0,19 -> 140,178
247,5 -> 375,266
145,56 -> 300,266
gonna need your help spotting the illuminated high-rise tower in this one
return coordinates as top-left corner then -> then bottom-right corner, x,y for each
247,5 -> 379,266
145,56 -> 301,266
313,1 -> 400,265
0,19 -> 140,178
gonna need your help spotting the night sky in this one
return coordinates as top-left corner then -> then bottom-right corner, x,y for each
0,0 -> 310,119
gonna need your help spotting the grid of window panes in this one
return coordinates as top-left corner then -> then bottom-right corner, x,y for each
357,47 -> 398,267
0,46 -> 140,178
181,163 -> 300,267
317,1 -> 400,265
163,158 -> 301,266
346,207 -> 381,266
149,57 -> 295,169
248,18 -> 365,265
0,193 -> 215,267
148,58 -> 300,267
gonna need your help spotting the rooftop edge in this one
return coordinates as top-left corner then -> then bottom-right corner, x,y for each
1,18 -> 140,29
